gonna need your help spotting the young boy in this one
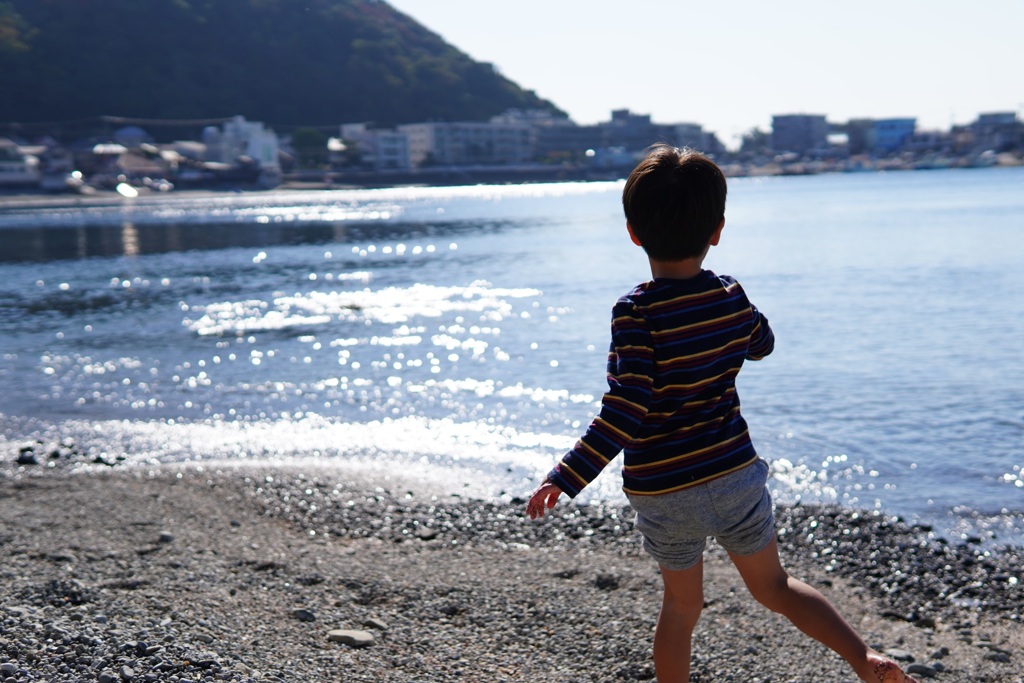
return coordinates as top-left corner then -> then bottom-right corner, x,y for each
526,146 -> 918,683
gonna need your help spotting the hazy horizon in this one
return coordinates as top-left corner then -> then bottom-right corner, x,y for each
388,0 -> 1023,148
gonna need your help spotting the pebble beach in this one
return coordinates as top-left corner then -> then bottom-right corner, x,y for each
1,456 -> 1021,683
3,166 -> 1024,683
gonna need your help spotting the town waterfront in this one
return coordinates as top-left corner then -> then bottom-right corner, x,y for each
1,167 -> 1022,546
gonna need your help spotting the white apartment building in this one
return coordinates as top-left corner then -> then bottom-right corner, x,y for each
340,123 -> 411,170
398,121 -> 534,167
203,116 -> 280,170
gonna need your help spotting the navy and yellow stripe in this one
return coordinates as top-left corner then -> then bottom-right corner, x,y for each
547,271 -> 774,498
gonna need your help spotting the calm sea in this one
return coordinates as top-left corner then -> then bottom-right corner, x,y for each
1,167 -> 1022,546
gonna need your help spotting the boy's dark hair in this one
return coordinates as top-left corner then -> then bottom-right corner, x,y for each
622,145 -> 727,261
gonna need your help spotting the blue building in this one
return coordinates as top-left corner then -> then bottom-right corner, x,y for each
873,118 -> 916,153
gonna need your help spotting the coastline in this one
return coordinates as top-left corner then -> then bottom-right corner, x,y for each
2,162 -> 1023,214
1,463 -> 1020,682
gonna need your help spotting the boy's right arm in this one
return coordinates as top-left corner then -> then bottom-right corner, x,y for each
525,479 -> 563,519
546,300 -> 654,497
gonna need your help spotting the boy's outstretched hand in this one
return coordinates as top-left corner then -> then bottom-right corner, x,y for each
526,480 -> 563,519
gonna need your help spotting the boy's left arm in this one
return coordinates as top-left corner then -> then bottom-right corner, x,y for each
747,304 -> 775,360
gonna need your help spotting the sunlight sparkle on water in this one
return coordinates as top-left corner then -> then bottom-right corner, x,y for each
184,282 -> 541,336
26,414 -> 583,499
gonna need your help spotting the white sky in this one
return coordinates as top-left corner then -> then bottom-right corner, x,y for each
386,0 -> 1023,148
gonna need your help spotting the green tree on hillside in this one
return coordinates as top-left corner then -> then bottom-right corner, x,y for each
290,128 -> 330,168
0,0 -> 564,136
0,3 -> 31,53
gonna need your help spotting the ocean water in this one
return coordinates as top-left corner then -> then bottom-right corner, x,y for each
1,167 -> 1022,546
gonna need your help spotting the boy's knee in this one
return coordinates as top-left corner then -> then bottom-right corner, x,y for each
745,575 -> 791,612
662,591 -> 704,620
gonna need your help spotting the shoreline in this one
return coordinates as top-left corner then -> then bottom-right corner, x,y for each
1,463 -> 1020,681
2,163 -> 1023,214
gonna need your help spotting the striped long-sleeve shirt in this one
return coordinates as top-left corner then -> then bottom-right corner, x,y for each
547,270 -> 774,498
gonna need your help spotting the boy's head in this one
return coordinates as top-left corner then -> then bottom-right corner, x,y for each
622,145 -> 727,261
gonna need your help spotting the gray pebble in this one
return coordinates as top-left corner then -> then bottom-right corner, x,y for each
884,648 -> 915,662
984,652 -> 1012,663
16,449 -> 38,465
362,617 -> 389,631
291,608 -> 316,622
906,663 -> 937,678
327,629 -> 375,647
978,642 -> 1011,655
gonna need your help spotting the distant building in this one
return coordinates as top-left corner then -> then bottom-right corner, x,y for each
340,123 -> 411,170
203,116 -> 280,167
846,119 -> 874,155
847,118 -> 917,155
670,123 -> 710,151
529,109 -> 719,160
585,146 -> 636,171
903,129 -> 953,156
489,109 -> 567,127
604,109 -> 660,151
201,115 -> 281,186
492,109 -> 597,161
533,121 -> 603,159
0,138 -> 41,186
972,112 -> 1022,152
873,119 -> 917,153
603,109 -> 715,152
771,114 -> 828,154
949,124 -> 977,155
398,121 -> 533,167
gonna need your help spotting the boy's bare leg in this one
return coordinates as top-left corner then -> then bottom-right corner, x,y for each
728,539 -> 919,682
653,559 -> 704,683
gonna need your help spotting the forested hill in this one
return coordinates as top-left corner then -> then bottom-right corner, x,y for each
0,0 -> 564,134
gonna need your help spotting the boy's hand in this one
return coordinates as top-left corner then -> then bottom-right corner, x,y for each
526,480 -> 562,519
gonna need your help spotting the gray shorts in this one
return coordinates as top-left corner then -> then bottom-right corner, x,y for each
625,458 -> 775,571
